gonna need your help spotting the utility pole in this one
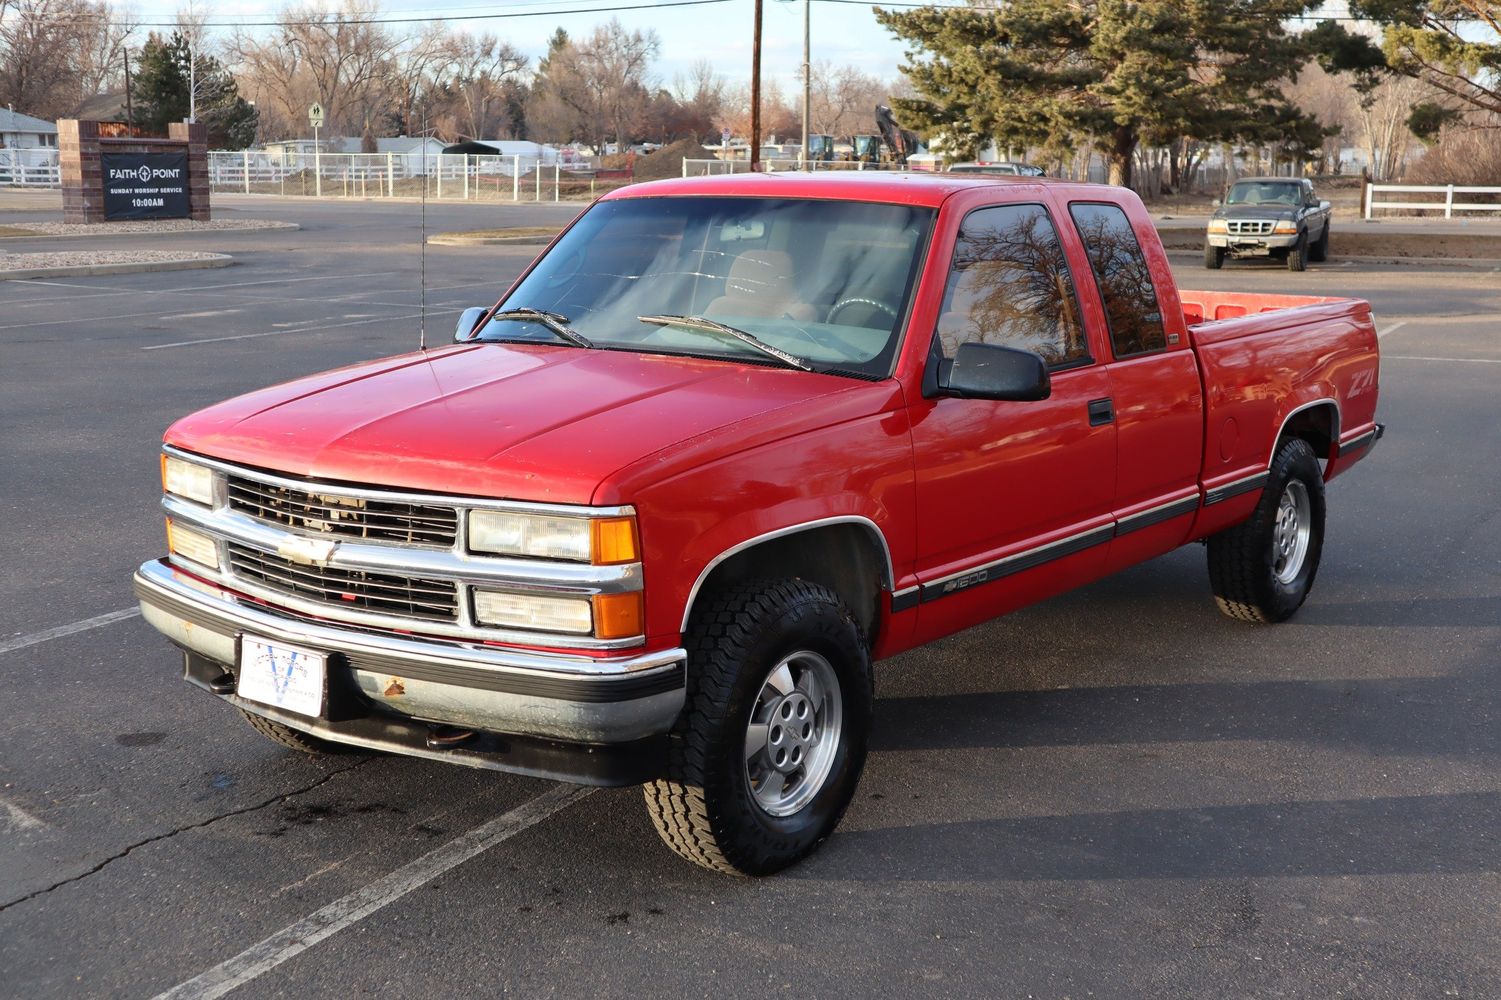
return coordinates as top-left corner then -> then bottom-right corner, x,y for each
186,0 -> 198,123
750,0 -> 762,172
123,50 -> 134,127
800,0 -> 810,170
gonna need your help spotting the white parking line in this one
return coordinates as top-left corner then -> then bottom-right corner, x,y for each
1386,354 -> 1501,365
1,799 -> 47,832
142,312 -> 426,350
1377,321 -> 1408,339
152,784 -> 593,1000
160,309 -> 242,321
0,607 -> 140,656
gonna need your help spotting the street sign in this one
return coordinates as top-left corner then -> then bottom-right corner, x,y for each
308,103 -> 324,129
721,127 -> 731,147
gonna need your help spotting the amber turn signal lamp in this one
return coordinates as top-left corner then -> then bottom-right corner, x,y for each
592,592 -> 644,639
591,516 -> 639,565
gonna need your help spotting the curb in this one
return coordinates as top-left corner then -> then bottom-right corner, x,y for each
0,222 -> 299,241
427,233 -> 557,246
0,254 -> 233,281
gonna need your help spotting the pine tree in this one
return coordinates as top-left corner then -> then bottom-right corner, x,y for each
876,0 -> 1346,186
133,31 -> 259,149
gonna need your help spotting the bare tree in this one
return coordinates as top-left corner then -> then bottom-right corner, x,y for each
231,0 -> 396,140
444,31 -> 527,140
808,62 -> 888,138
1,0 -> 135,118
1358,74 -> 1432,181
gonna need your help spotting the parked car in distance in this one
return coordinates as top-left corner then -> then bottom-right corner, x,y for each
135,173 -> 1382,877
1206,177 -> 1332,272
948,160 -> 1046,177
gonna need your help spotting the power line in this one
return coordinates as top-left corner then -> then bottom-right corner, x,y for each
0,0 -> 734,28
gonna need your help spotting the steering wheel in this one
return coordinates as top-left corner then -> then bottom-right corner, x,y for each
827,297 -> 899,327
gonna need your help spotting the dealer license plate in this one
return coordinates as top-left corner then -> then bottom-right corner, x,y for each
237,635 -> 325,718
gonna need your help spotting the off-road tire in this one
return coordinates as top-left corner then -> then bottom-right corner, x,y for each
643,578 -> 873,876
239,708 -> 345,754
1310,225 -> 1330,262
1286,232 -> 1308,271
1207,438 -> 1326,623
1203,244 -> 1225,269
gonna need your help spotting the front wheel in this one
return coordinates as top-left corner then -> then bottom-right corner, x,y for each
1203,244 -> 1225,270
1206,438 -> 1326,623
1310,225 -> 1330,262
643,578 -> 872,875
1286,233 -> 1308,272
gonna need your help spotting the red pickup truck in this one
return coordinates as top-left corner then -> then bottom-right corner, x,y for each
135,174 -> 1382,875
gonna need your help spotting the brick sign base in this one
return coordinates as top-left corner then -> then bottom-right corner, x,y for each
58,120 -> 210,224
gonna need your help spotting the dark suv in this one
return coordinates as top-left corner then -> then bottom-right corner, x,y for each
1205,177 -> 1331,272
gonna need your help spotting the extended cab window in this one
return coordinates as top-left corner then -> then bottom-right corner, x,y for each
1068,202 -> 1167,358
934,204 -> 1088,367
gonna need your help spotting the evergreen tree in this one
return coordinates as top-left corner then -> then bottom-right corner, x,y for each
875,0 -> 1351,186
133,31 -> 259,148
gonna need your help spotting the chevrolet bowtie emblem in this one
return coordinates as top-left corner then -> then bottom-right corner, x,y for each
276,535 -> 339,566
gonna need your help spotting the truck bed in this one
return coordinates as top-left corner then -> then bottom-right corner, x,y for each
1176,290 -> 1382,537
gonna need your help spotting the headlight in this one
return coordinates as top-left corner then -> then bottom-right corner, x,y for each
1273,220 -> 1298,234
468,511 -> 638,564
162,455 -> 215,505
1207,219 -> 1227,233
166,519 -> 220,570
473,589 -> 593,633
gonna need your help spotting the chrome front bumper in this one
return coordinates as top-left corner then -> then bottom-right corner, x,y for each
134,559 -> 686,748
1208,233 -> 1299,251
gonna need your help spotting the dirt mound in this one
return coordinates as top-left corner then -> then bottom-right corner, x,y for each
631,139 -> 717,182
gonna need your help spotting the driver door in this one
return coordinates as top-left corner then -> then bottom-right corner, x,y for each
906,199 -> 1117,645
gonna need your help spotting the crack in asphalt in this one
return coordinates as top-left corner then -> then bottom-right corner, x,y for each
0,757 -> 372,914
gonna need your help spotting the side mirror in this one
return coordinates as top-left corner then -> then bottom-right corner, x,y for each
939,342 -> 1051,401
1319,200 -> 1331,211
1211,198 -> 1221,208
454,306 -> 488,342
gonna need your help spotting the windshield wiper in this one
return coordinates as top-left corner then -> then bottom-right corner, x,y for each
486,308 -> 594,349
636,314 -> 813,372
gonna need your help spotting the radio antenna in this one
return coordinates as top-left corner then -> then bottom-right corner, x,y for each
419,103 -> 428,351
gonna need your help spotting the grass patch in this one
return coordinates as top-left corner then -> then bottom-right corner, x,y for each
0,225 -> 39,237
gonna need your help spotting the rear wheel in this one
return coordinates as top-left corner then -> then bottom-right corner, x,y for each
643,578 -> 872,875
1286,233 -> 1308,272
1206,438 -> 1326,623
1203,244 -> 1225,269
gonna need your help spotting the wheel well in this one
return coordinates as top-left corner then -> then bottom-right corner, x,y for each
1278,403 -> 1338,465
688,524 -> 887,646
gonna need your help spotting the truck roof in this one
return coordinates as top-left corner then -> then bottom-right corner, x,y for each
602,171 -> 1116,208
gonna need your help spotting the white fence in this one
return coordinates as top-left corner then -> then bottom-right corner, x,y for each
1366,183 -> 1501,219
0,147 -> 60,186
206,151 -> 615,201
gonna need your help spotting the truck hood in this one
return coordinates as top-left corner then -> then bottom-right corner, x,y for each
165,343 -> 880,505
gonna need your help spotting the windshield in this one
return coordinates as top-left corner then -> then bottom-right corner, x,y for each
1225,181 -> 1302,207
479,196 -> 934,377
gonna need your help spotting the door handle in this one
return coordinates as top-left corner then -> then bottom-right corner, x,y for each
1088,398 -> 1114,426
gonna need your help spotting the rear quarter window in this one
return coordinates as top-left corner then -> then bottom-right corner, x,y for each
1068,202 -> 1167,358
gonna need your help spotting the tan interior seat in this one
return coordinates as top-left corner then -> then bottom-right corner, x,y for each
703,250 -> 816,322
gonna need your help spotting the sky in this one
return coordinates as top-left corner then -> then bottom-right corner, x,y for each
105,0 -> 915,96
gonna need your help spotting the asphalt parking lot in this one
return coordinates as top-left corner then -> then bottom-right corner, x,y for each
2,194 -> 1498,999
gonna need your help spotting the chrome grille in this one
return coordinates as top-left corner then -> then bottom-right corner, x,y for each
226,543 -> 459,623
1227,220 -> 1274,236
227,475 -> 458,547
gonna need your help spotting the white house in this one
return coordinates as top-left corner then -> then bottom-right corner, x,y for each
0,108 -> 57,149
